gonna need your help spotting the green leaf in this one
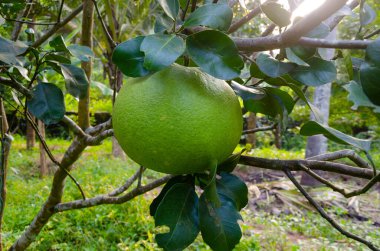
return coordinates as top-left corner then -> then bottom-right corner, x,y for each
359,62 -> 380,106
290,57 -> 337,86
306,22 -> 330,38
27,82 -> 65,125
244,87 -> 294,118
186,30 -> 244,80
150,175 -> 193,217
141,34 -> 185,71
365,39 -> 380,67
343,81 -> 380,113
67,44 -> 94,62
249,61 -> 266,79
91,81 -> 113,96
154,183 -> 199,251
199,194 -> 242,251
45,54 -> 71,64
286,46 -> 316,66
158,0 -> 180,20
0,36 -> 27,65
183,3 -> 233,31
256,53 -> 296,78
112,36 -> 152,77
49,36 -> 69,53
260,2 -> 291,27
217,173 -> 248,211
360,3 -> 376,26
60,63 -> 89,99
230,82 -> 265,101
300,121 -> 371,152
217,150 -> 245,173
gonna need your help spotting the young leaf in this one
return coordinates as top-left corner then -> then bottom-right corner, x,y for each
199,194 -> 242,251
154,183 -> 199,251
67,44 -> 94,62
150,175 -> 193,216
140,34 -> 185,71
183,4 -> 233,31
365,39 -> 380,67
91,81 -> 113,96
27,82 -> 65,125
300,121 -> 371,152
289,57 -> 337,86
158,0 -> 180,21
186,30 -> 244,80
60,63 -> 89,99
49,36 -> 69,53
343,81 -> 380,113
256,53 -> 296,78
359,62 -> 380,106
217,173 -> 248,210
0,36 -> 27,65
112,36 -> 152,77
260,2 -> 291,27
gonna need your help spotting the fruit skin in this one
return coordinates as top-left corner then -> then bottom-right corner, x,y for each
112,64 -> 242,174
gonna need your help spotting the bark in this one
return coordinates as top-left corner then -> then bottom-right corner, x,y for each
26,116 -> 35,150
274,123 -> 282,149
246,113 -> 256,147
78,0 -> 94,130
38,120 -> 48,177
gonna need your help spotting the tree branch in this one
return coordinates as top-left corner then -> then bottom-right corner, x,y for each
54,175 -> 173,212
243,124 -> 276,135
283,168 -> 380,251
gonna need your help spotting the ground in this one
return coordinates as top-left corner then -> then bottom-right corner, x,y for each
3,136 -> 380,250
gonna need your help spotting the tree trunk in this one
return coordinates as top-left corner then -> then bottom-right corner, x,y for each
26,116 -> 35,150
246,113 -> 257,148
38,120 -> 48,177
274,123 -> 282,149
301,19 -> 336,186
78,0 -> 94,130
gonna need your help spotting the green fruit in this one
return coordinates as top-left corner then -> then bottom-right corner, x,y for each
112,64 -> 242,174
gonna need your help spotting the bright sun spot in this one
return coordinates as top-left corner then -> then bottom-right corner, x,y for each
278,0 -> 326,19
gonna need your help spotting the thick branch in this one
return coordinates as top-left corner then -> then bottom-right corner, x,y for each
0,77 -> 32,99
234,36 -> 371,52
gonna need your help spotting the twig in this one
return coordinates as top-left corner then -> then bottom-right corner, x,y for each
137,166 -> 146,188
243,124 -> 276,135
283,168 -> 380,251
181,0 -> 191,21
57,0 -> 65,23
109,169 -> 143,196
85,129 -> 114,145
62,115 -> 86,138
191,0 -> 197,12
261,24 -> 276,37
91,0 -> 117,48
228,4 -> 263,34
364,28 -> 380,39
307,150 -> 371,170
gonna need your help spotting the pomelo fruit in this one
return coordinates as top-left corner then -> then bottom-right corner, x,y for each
112,64 -> 242,174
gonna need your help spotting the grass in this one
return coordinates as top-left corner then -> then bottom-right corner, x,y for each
2,136 -> 380,250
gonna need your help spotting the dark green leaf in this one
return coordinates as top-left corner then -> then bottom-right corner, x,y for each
112,36 -> 152,77
306,22 -> 330,38
199,194 -> 242,251
300,121 -> 371,152
45,54 -> 71,64
27,82 -> 65,125
150,175 -> 193,216
290,57 -> 337,86
141,34 -> 185,71
183,4 -> 233,31
286,46 -> 316,66
67,44 -> 94,62
359,62 -> 380,106
360,3 -> 376,26
256,53 -> 296,78
60,63 -> 89,99
217,173 -> 248,210
365,39 -> 380,67
49,36 -> 69,52
154,183 -> 199,251
186,30 -> 243,80
244,87 -> 294,118
260,2 -> 291,27
217,150 -> 244,173
158,0 -> 180,20
343,81 -> 380,113
230,82 -> 265,101
249,61 -> 266,79
154,15 -> 173,33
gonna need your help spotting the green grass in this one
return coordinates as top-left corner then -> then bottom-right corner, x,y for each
2,137 -> 380,250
